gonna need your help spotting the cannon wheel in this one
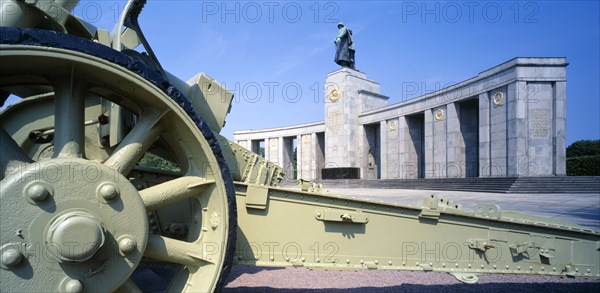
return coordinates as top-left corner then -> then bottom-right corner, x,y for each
0,28 -> 236,292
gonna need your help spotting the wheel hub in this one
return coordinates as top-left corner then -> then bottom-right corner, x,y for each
46,211 -> 105,262
0,158 -> 148,292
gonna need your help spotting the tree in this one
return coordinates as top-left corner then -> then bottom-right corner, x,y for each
566,139 -> 600,158
566,139 -> 600,176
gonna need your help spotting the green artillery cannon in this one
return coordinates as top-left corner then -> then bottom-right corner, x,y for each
0,1 -> 598,292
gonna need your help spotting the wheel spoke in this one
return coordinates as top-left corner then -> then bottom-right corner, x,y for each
144,235 -> 215,268
140,176 -> 215,211
1,126 -> 32,179
104,109 -> 165,175
51,67 -> 87,158
115,278 -> 142,293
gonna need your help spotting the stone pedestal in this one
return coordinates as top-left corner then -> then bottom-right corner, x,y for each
323,68 -> 387,179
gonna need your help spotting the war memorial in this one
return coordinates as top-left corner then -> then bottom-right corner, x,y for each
234,23 -> 567,182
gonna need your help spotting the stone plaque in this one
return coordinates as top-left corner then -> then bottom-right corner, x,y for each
326,109 -> 342,134
530,109 -> 550,137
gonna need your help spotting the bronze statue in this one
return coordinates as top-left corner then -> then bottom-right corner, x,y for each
334,22 -> 355,70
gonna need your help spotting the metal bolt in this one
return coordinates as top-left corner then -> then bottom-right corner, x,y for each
2,248 -> 23,267
27,183 -> 49,201
99,183 -> 118,200
119,237 -> 137,255
64,279 -> 83,293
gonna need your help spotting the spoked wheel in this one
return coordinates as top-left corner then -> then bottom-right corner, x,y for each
0,28 -> 236,292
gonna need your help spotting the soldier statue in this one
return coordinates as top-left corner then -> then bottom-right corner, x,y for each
334,22 -> 355,70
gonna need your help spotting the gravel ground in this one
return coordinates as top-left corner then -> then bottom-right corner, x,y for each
222,188 -> 600,292
223,265 -> 599,292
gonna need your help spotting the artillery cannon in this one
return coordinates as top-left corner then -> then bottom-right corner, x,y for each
0,1 -> 598,292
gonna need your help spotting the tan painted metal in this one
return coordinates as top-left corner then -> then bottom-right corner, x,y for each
234,183 -> 599,280
0,44 -> 232,292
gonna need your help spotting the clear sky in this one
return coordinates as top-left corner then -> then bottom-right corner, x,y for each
69,1 -> 599,145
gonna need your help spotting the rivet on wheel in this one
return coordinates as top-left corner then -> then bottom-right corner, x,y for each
1,248 -> 23,267
63,278 -> 83,293
98,183 -> 119,200
27,183 -> 49,202
118,236 -> 137,255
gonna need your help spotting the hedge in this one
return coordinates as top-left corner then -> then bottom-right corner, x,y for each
566,155 -> 600,176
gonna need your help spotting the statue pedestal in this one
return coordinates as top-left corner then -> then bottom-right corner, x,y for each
322,68 -> 388,179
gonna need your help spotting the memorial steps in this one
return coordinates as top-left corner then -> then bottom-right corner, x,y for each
316,176 -> 600,194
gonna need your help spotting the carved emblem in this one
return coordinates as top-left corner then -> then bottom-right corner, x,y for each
329,88 -> 340,102
493,91 -> 504,106
389,120 -> 397,131
435,109 -> 445,121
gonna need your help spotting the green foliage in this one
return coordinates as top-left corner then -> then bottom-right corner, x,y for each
293,147 -> 298,179
566,155 -> 600,176
138,152 -> 181,173
566,139 -> 600,158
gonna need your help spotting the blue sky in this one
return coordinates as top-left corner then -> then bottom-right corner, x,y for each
76,1 -> 599,144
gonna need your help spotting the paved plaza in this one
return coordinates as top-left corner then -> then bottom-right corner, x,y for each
324,187 -> 600,230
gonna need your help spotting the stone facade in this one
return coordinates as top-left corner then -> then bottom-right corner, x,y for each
234,58 -> 568,181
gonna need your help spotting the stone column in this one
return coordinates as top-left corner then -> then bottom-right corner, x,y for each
296,134 -> 302,180
264,137 -> 270,161
311,132 -> 318,180
446,102 -> 464,178
298,134 -> 313,180
478,92 -> 491,177
278,137 -> 284,169
379,120 -> 388,179
398,116 -> 412,179
508,82 -> 528,176
554,81 -> 567,175
430,106 -> 447,178
267,138 -> 279,166
424,109 -> 434,178
489,86 -> 508,176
